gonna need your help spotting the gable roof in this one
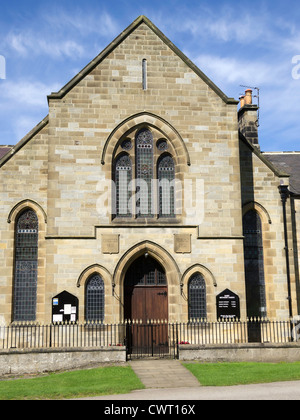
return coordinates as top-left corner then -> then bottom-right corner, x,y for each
47,15 -> 238,105
0,116 -> 49,168
262,152 -> 300,195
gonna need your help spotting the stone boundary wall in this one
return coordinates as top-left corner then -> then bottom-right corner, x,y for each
179,343 -> 300,363
0,347 -> 126,376
1,343 -> 300,377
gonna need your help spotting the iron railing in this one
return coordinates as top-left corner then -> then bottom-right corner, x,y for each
176,319 -> 300,346
0,322 -> 126,350
0,319 -> 299,355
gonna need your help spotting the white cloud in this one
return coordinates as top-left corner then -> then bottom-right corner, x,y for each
169,7 -> 272,46
2,9 -> 120,60
194,54 -> 284,88
5,32 -> 85,59
203,15 -> 265,44
0,80 -> 60,107
43,9 -> 120,38
283,33 -> 300,54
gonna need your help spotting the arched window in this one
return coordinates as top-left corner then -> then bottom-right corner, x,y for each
188,273 -> 207,320
136,128 -> 154,218
114,153 -> 132,218
112,126 -> 177,220
13,209 -> 38,322
158,154 -> 175,218
85,274 -> 105,323
243,210 -> 267,318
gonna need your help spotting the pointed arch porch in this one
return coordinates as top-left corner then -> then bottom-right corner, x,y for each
113,241 -> 182,322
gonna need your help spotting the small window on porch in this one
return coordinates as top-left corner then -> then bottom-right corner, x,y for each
85,274 -> 105,323
188,273 -> 207,321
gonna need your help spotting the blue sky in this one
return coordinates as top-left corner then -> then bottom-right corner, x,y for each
0,0 -> 300,151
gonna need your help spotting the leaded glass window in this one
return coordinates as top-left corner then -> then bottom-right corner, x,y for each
113,126 -> 177,220
136,128 -> 154,218
157,139 -> 168,152
85,274 -> 105,323
243,210 -> 267,318
188,273 -> 207,320
158,155 -> 175,218
115,154 -> 132,218
13,210 -> 38,322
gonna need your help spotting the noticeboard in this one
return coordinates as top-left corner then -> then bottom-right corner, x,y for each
52,291 -> 79,323
217,289 -> 240,321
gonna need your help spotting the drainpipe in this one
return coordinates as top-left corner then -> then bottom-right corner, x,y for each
279,185 -> 293,319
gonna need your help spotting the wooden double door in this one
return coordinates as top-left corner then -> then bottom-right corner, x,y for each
124,256 -> 169,356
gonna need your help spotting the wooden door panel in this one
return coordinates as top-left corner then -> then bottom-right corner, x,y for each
124,256 -> 169,355
146,287 -> 168,321
125,287 -> 168,322
131,288 -> 146,322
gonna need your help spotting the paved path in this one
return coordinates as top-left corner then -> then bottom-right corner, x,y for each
89,381 -> 300,400
129,359 -> 200,389
75,360 -> 300,400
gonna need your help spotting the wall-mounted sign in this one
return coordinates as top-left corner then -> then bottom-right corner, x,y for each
217,289 -> 240,320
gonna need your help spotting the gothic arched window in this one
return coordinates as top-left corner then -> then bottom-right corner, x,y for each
136,128 -> 154,218
85,274 -> 105,323
13,209 -> 39,322
188,273 -> 207,320
243,210 -> 267,318
114,153 -> 132,218
113,126 -> 177,220
158,154 -> 175,218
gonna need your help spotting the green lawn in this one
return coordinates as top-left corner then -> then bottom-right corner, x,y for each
183,362 -> 300,387
2,362 -> 300,399
0,366 -> 145,400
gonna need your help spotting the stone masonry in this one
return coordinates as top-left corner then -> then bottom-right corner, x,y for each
0,16 -> 298,326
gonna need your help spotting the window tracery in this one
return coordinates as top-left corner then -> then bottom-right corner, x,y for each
113,126 -> 176,220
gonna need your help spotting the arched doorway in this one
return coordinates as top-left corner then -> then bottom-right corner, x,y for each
124,255 -> 169,357
124,255 -> 168,322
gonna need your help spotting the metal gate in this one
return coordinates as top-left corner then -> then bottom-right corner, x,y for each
125,322 -> 178,360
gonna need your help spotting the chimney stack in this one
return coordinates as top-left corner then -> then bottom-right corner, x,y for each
238,89 -> 259,149
244,88 -> 253,105
239,95 -> 245,108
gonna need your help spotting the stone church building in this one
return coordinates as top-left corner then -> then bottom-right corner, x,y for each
0,16 -> 299,326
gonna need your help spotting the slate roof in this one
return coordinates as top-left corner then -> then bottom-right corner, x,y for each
0,146 -> 12,160
263,152 -> 300,195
